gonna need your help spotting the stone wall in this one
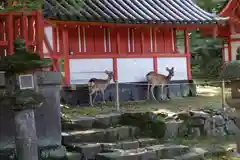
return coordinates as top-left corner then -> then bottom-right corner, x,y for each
164,107 -> 240,138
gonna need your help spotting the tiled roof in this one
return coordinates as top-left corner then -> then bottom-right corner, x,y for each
43,0 -> 226,24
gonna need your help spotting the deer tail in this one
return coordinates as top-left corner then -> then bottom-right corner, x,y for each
88,79 -> 96,91
146,72 -> 151,82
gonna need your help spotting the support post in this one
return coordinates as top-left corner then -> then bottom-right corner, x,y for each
227,35 -> 232,61
36,11 -> 44,57
184,29 -> 192,80
221,80 -> 226,108
115,80 -> 120,111
62,28 -> 70,84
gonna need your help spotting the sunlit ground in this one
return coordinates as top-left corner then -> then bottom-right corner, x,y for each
61,85 -> 228,117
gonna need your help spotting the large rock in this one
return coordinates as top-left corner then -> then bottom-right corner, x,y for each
173,108 -> 240,138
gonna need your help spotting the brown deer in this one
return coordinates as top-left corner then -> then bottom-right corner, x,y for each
88,70 -> 113,106
146,67 -> 174,102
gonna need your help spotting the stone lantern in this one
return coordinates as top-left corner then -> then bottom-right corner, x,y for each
0,71 -> 5,87
221,60 -> 240,154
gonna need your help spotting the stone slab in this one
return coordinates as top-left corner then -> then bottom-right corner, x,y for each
174,152 -> 204,160
71,116 -> 97,129
146,144 -> 189,159
137,138 -> 158,148
67,152 -> 82,160
62,126 -> 139,144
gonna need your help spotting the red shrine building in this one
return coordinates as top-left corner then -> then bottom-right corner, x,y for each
42,0 -> 226,85
0,0 -> 228,104
218,0 -> 240,62
202,0 -> 240,63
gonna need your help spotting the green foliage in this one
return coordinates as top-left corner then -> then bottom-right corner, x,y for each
0,38 -> 51,74
0,89 -> 45,110
0,38 -> 52,110
0,0 -> 43,12
191,37 -> 224,79
220,60 -> 240,80
196,0 -> 229,13
189,0 -> 228,80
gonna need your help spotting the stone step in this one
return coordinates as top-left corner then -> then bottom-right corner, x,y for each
96,144 -> 190,160
174,151 -> 204,160
64,138 -> 158,157
62,113 -> 122,131
66,152 -> 82,160
62,126 -> 140,144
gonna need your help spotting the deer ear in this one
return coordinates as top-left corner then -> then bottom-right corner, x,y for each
166,67 -> 169,71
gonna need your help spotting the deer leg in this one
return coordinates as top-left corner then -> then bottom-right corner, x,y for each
92,91 -> 99,103
89,91 -> 95,106
150,85 -> 158,102
101,89 -> 106,103
147,83 -> 150,100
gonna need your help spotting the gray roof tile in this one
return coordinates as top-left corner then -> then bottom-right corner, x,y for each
43,0 -> 226,24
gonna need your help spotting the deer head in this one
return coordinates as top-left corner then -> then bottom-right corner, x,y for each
104,70 -> 114,81
166,67 -> 174,80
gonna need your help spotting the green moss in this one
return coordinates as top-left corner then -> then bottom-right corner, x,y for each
120,112 -> 166,139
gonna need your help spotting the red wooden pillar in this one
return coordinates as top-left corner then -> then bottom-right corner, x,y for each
36,11 -> 44,57
113,58 -> 118,81
28,16 -> 35,51
140,31 -> 145,54
184,30 -> 192,80
7,14 -> 14,55
153,57 -> 158,72
62,27 -> 70,84
52,27 -> 59,72
52,27 -> 57,53
173,28 -> 177,53
227,35 -> 232,61
21,14 -> 28,47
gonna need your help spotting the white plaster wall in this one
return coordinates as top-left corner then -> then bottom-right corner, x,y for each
69,59 -> 113,84
43,26 -> 53,54
231,33 -> 240,39
157,57 -> 188,80
231,41 -> 240,60
117,58 -> 154,83
224,46 -> 229,62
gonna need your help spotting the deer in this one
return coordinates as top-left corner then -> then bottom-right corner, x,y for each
88,70 -> 113,106
146,67 -> 174,102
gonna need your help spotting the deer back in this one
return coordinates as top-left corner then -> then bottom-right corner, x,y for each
88,78 -> 111,92
146,71 -> 169,84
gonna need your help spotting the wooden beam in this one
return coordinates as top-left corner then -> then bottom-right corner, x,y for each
47,20 -> 219,30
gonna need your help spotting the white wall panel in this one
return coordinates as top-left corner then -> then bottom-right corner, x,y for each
69,59 -> 113,84
157,57 -> 188,80
117,58 -> 153,83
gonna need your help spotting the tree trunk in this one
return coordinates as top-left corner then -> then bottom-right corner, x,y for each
14,109 -> 38,160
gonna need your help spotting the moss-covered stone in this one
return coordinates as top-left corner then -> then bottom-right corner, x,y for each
120,112 -> 166,139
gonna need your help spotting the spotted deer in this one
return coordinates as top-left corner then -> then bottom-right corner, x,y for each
88,70 -> 113,106
146,67 -> 174,102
